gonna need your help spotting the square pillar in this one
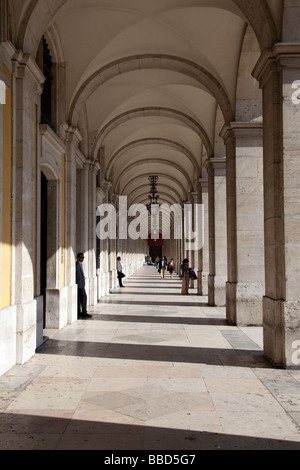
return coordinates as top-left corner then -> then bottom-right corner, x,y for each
222,122 -> 264,326
11,50 -> 44,363
65,126 -> 81,324
206,158 -> 227,306
254,44 -> 300,367
198,178 -> 209,296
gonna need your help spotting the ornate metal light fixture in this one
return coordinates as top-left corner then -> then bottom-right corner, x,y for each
146,176 -> 160,213
146,176 -> 161,240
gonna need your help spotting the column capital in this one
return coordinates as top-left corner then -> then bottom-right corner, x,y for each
11,48 -> 45,94
97,187 -> 107,204
220,122 -> 263,143
103,179 -> 112,190
197,178 -> 209,192
253,43 -> 300,87
204,157 -> 226,172
63,123 -> 82,145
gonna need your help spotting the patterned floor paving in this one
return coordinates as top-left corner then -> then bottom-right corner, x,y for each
1,266 -> 300,450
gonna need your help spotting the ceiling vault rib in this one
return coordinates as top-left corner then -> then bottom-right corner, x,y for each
68,54 -> 234,126
93,106 -> 212,159
105,138 -> 201,181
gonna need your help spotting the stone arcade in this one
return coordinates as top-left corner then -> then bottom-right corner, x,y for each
0,0 -> 300,374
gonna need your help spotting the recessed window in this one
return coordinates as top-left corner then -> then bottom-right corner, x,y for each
41,37 -> 54,129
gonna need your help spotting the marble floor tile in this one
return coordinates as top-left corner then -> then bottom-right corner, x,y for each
1,266 -> 300,450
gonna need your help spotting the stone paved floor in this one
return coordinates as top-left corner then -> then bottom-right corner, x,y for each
1,266 -> 300,450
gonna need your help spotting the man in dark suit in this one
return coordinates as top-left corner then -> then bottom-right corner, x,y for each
76,253 -> 92,319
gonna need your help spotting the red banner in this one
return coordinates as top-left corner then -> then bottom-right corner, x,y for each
147,234 -> 164,247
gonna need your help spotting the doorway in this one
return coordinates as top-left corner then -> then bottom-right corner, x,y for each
149,246 -> 162,263
40,171 -> 48,328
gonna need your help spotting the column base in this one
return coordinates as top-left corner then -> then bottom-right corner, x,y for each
45,287 -> 68,329
202,272 -> 209,296
208,275 -> 215,306
36,295 -> 44,348
87,276 -> 98,307
263,296 -> 300,369
196,270 -> 203,295
208,275 -> 226,306
16,300 -> 37,365
215,276 -> 227,307
227,282 -> 263,326
0,305 -> 17,375
98,272 -> 110,298
67,285 -> 78,324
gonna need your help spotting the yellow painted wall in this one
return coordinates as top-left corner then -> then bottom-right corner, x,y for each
1,66 -> 12,308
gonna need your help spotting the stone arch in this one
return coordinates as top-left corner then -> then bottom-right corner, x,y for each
18,0 -> 279,58
40,161 -> 59,181
121,172 -> 188,202
36,23 -> 66,134
16,1 -> 280,147
69,55 -> 234,127
127,183 -> 182,207
114,158 -> 194,195
105,138 -> 201,181
235,24 -> 262,122
94,107 -> 213,160
43,23 -> 65,64
231,0 -> 280,48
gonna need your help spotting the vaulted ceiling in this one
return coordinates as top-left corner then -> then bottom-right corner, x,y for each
9,0 -> 283,207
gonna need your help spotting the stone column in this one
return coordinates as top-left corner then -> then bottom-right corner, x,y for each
65,126 -> 81,324
110,194 -> 117,289
11,50 -> 44,363
253,44 -> 300,367
188,192 -> 196,290
96,186 -> 105,299
198,178 -> 209,296
191,184 -> 203,295
76,159 -> 98,307
222,122 -> 264,325
206,158 -> 227,306
87,163 -> 98,306
79,163 -> 89,254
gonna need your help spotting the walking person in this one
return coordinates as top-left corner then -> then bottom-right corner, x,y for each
117,256 -> 125,287
181,258 -> 190,295
168,258 -> 175,279
76,253 -> 92,319
160,256 -> 167,279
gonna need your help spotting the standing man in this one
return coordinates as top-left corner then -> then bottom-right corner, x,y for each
117,256 -> 125,288
76,253 -> 92,319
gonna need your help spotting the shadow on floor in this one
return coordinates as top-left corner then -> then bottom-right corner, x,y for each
100,299 -> 210,307
1,412 -> 299,450
91,314 -> 228,326
36,339 -> 270,369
